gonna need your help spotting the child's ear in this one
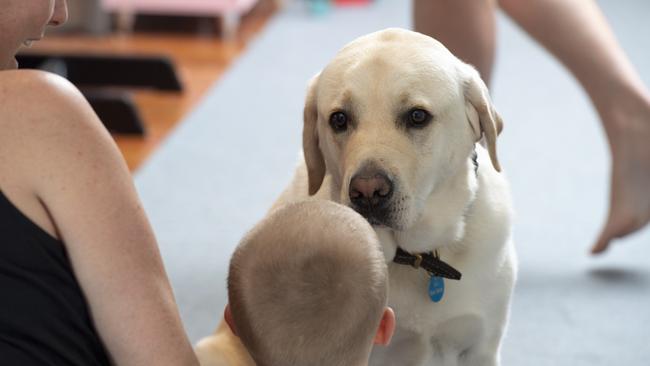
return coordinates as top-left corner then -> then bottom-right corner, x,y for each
373,307 -> 396,346
224,304 -> 238,337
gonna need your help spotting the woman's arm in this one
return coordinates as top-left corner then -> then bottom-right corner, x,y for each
1,70 -> 198,366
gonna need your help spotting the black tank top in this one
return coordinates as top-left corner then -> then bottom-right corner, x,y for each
0,190 -> 110,365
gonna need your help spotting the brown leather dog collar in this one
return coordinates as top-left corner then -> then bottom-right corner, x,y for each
393,247 -> 462,280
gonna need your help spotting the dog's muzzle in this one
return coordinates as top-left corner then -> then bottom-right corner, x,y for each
348,164 -> 394,226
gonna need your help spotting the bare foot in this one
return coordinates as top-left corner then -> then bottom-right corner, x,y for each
592,94 -> 650,254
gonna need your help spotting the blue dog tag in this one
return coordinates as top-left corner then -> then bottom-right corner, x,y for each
428,276 -> 445,302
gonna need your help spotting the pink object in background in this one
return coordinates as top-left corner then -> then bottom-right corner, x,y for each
101,0 -> 259,39
334,0 -> 371,6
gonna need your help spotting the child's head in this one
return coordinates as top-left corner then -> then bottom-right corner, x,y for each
226,200 -> 394,366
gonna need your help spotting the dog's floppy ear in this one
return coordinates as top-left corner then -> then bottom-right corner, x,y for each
462,65 -> 503,172
303,73 -> 326,195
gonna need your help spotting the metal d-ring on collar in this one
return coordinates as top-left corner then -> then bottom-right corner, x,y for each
393,247 -> 462,280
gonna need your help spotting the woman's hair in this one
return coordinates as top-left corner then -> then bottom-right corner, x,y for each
228,200 -> 388,366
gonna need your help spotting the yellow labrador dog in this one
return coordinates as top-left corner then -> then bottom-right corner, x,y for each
196,28 -> 517,366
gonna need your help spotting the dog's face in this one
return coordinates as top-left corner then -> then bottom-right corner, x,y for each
303,29 -> 502,231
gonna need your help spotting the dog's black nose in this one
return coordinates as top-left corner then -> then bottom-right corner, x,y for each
349,168 -> 393,210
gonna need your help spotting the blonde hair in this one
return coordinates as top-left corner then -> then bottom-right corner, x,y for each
228,200 -> 388,366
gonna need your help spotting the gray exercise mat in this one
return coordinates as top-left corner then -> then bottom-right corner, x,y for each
134,0 -> 650,364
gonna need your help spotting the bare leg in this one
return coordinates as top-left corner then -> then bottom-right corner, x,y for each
413,0 -> 497,85
499,0 -> 650,254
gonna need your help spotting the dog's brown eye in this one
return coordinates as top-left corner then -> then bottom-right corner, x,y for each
329,112 -> 348,132
408,109 -> 431,128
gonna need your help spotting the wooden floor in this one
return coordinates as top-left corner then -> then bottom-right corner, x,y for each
24,1 -> 276,171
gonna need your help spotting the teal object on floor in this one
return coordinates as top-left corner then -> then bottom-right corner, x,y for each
307,0 -> 330,15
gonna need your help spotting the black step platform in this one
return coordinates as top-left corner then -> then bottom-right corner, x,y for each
17,53 -> 184,135
17,53 -> 183,91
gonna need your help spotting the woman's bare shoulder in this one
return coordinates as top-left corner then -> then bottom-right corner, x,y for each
0,70 -> 109,153
0,70 -> 91,124
0,70 -> 116,237
0,69 -> 77,95
0,69 -> 116,194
